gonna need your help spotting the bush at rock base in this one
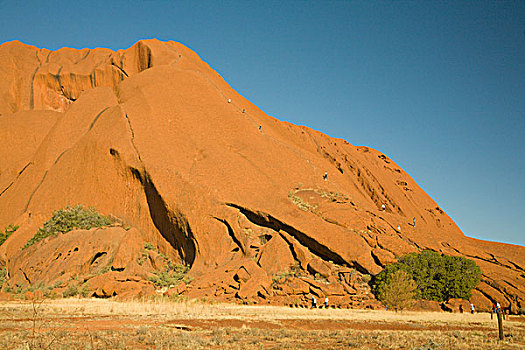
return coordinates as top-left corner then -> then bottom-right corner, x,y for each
23,205 -> 111,249
373,250 -> 481,302
150,263 -> 190,288
376,269 -> 417,310
63,284 -> 91,298
0,267 -> 6,289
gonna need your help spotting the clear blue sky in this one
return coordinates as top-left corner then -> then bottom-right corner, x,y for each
1,1 -> 524,246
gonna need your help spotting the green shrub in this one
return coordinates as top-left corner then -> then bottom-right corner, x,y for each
144,242 -> 155,250
361,274 -> 372,283
373,250 -> 481,302
0,267 -> 6,289
377,269 -> 417,310
149,263 -> 190,288
23,205 -> 111,249
9,282 -> 24,294
63,284 -> 79,297
272,270 -> 295,285
0,224 -> 18,246
138,243 -> 192,288
27,281 -> 52,293
79,284 -> 91,297
168,292 -> 188,303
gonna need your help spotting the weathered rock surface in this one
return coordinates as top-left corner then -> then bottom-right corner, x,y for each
0,40 -> 523,310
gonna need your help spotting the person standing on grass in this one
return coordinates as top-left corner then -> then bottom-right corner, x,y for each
311,296 -> 317,309
324,296 -> 328,308
470,303 -> 475,314
459,304 -> 463,313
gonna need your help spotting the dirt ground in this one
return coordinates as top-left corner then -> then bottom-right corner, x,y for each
0,298 -> 523,349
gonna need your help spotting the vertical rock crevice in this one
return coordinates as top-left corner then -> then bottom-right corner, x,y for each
129,168 -> 197,267
213,217 -> 245,255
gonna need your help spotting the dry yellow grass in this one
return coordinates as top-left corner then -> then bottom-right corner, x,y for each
0,297 -> 523,349
0,298 -> 500,322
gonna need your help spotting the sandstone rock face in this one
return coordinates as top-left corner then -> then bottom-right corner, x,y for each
0,40 -> 523,310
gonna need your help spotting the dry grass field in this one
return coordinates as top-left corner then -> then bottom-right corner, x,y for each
0,298 -> 523,349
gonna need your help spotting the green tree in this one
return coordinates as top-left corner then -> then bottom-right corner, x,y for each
377,269 -> 417,310
373,250 -> 481,302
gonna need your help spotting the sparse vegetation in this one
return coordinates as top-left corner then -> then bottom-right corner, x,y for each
361,274 -> 372,283
5,282 -> 24,294
373,250 -> 482,302
413,338 -> 442,350
288,190 -> 318,212
0,299 -> 523,350
23,205 -> 112,249
288,188 -> 352,226
0,266 -> 7,289
62,284 -> 90,298
0,224 -> 18,246
139,242 -> 192,288
80,284 -> 91,297
272,270 -> 295,285
272,263 -> 304,287
149,263 -> 190,288
62,284 -> 79,298
143,241 -> 155,250
26,281 -> 52,294
288,187 -> 350,210
316,189 -> 349,203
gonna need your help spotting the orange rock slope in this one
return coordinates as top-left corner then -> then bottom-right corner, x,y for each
0,40 -> 523,310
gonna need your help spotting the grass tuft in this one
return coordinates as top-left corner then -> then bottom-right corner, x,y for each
0,224 -> 18,246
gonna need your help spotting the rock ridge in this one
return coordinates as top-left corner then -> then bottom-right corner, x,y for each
0,39 -> 523,312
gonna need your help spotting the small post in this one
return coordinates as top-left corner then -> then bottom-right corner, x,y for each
497,310 -> 504,340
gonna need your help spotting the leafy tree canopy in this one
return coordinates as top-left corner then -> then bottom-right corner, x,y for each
373,250 -> 481,302
377,269 -> 417,310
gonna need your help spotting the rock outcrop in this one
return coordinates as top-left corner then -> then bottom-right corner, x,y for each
0,40 -> 523,311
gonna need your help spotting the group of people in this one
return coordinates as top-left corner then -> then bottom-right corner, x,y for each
490,302 -> 507,319
458,303 -> 476,314
458,301 -> 507,319
380,204 -> 416,230
311,296 -> 329,308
